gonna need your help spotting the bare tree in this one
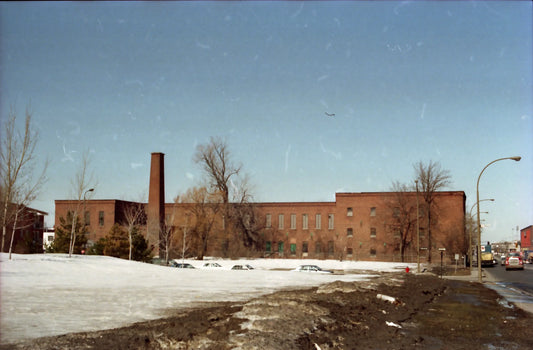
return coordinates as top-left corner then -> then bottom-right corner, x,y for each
413,160 -> 452,263
388,181 -> 417,262
179,215 -> 192,262
179,186 -> 222,260
0,105 -> 48,258
122,201 -> 146,260
193,138 -> 264,255
194,137 -> 241,204
227,175 -> 265,254
160,203 -> 181,265
68,150 -> 97,257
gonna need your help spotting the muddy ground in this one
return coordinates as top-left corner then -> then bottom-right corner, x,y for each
2,272 -> 532,350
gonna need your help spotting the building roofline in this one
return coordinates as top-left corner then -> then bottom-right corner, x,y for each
336,191 -> 465,196
25,206 -> 48,216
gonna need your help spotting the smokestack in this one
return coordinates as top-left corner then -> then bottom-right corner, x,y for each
148,152 -> 165,256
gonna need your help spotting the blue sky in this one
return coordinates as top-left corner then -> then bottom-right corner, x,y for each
1,1 -> 531,244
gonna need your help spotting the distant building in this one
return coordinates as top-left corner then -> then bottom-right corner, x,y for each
53,199 -> 147,247
54,153 -> 466,262
43,227 -> 55,252
1,205 -> 47,254
521,225 -> 532,251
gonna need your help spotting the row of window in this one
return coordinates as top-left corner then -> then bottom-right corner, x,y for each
73,211 -> 105,226
265,240 -> 335,255
266,206 -> 404,231
347,207 -> 380,217
266,213 -> 335,230
265,241 -> 380,257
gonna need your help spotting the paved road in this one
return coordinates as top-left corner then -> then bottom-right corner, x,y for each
483,262 -> 533,314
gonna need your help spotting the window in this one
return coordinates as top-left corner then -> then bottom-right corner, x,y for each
394,228 -> 401,238
347,248 -> 353,256
98,211 -> 104,226
47,235 -> 54,242
393,207 -> 400,218
315,241 -> 322,254
290,244 -> 296,255
302,214 -> 308,230
278,241 -> 284,253
347,207 -> 353,217
370,207 -> 376,217
84,211 -> 90,225
328,214 -> 334,230
370,227 -> 376,238
265,241 -> 272,253
278,214 -> 284,229
302,241 -> 308,253
347,228 -> 353,237
315,214 -> 321,229
290,214 -> 296,229
266,214 -> 272,228
370,248 -> 377,257
327,240 -> 334,255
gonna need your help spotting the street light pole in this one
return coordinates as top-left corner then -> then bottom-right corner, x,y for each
476,157 -> 520,283
82,188 -> 94,252
468,199 -> 494,272
416,180 -> 420,274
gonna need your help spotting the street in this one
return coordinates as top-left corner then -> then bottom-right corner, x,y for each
483,261 -> 533,313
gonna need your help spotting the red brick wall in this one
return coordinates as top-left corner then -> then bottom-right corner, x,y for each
521,226 -> 532,249
55,191 -> 466,262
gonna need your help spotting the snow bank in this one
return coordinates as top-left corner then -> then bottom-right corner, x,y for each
0,253 -> 414,344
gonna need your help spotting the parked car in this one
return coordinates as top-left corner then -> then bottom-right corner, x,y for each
201,262 -> 223,269
292,265 -> 333,274
505,252 -> 524,270
172,262 -> 195,269
231,264 -> 254,270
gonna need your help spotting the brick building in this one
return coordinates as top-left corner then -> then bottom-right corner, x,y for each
53,199 -> 147,246
54,152 -> 466,262
521,225 -> 532,251
1,205 -> 47,253
252,191 -> 466,262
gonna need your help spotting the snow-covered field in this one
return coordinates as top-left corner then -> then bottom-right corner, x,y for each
0,253 -> 414,344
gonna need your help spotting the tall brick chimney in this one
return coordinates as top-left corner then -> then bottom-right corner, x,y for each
147,152 -> 165,256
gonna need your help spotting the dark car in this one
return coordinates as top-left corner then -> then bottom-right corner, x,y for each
172,262 -> 195,269
505,252 -> 524,271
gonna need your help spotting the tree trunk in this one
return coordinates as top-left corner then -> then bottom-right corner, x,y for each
427,210 -> 432,263
69,213 -> 78,257
8,209 -> 19,260
2,200 -> 9,252
128,227 -> 133,260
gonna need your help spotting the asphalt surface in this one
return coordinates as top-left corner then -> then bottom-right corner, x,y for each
444,262 -> 533,315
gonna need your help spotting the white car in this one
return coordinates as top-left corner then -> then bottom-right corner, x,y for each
292,265 -> 333,274
505,253 -> 524,271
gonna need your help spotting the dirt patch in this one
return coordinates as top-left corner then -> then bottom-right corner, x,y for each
3,273 -> 532,350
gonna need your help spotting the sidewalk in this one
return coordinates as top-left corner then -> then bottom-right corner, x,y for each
442,267 -> 497,282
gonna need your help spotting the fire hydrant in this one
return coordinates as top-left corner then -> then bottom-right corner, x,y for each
405,266 -> 410,273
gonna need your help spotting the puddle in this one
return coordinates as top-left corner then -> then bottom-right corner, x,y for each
451,293 -> 481,306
